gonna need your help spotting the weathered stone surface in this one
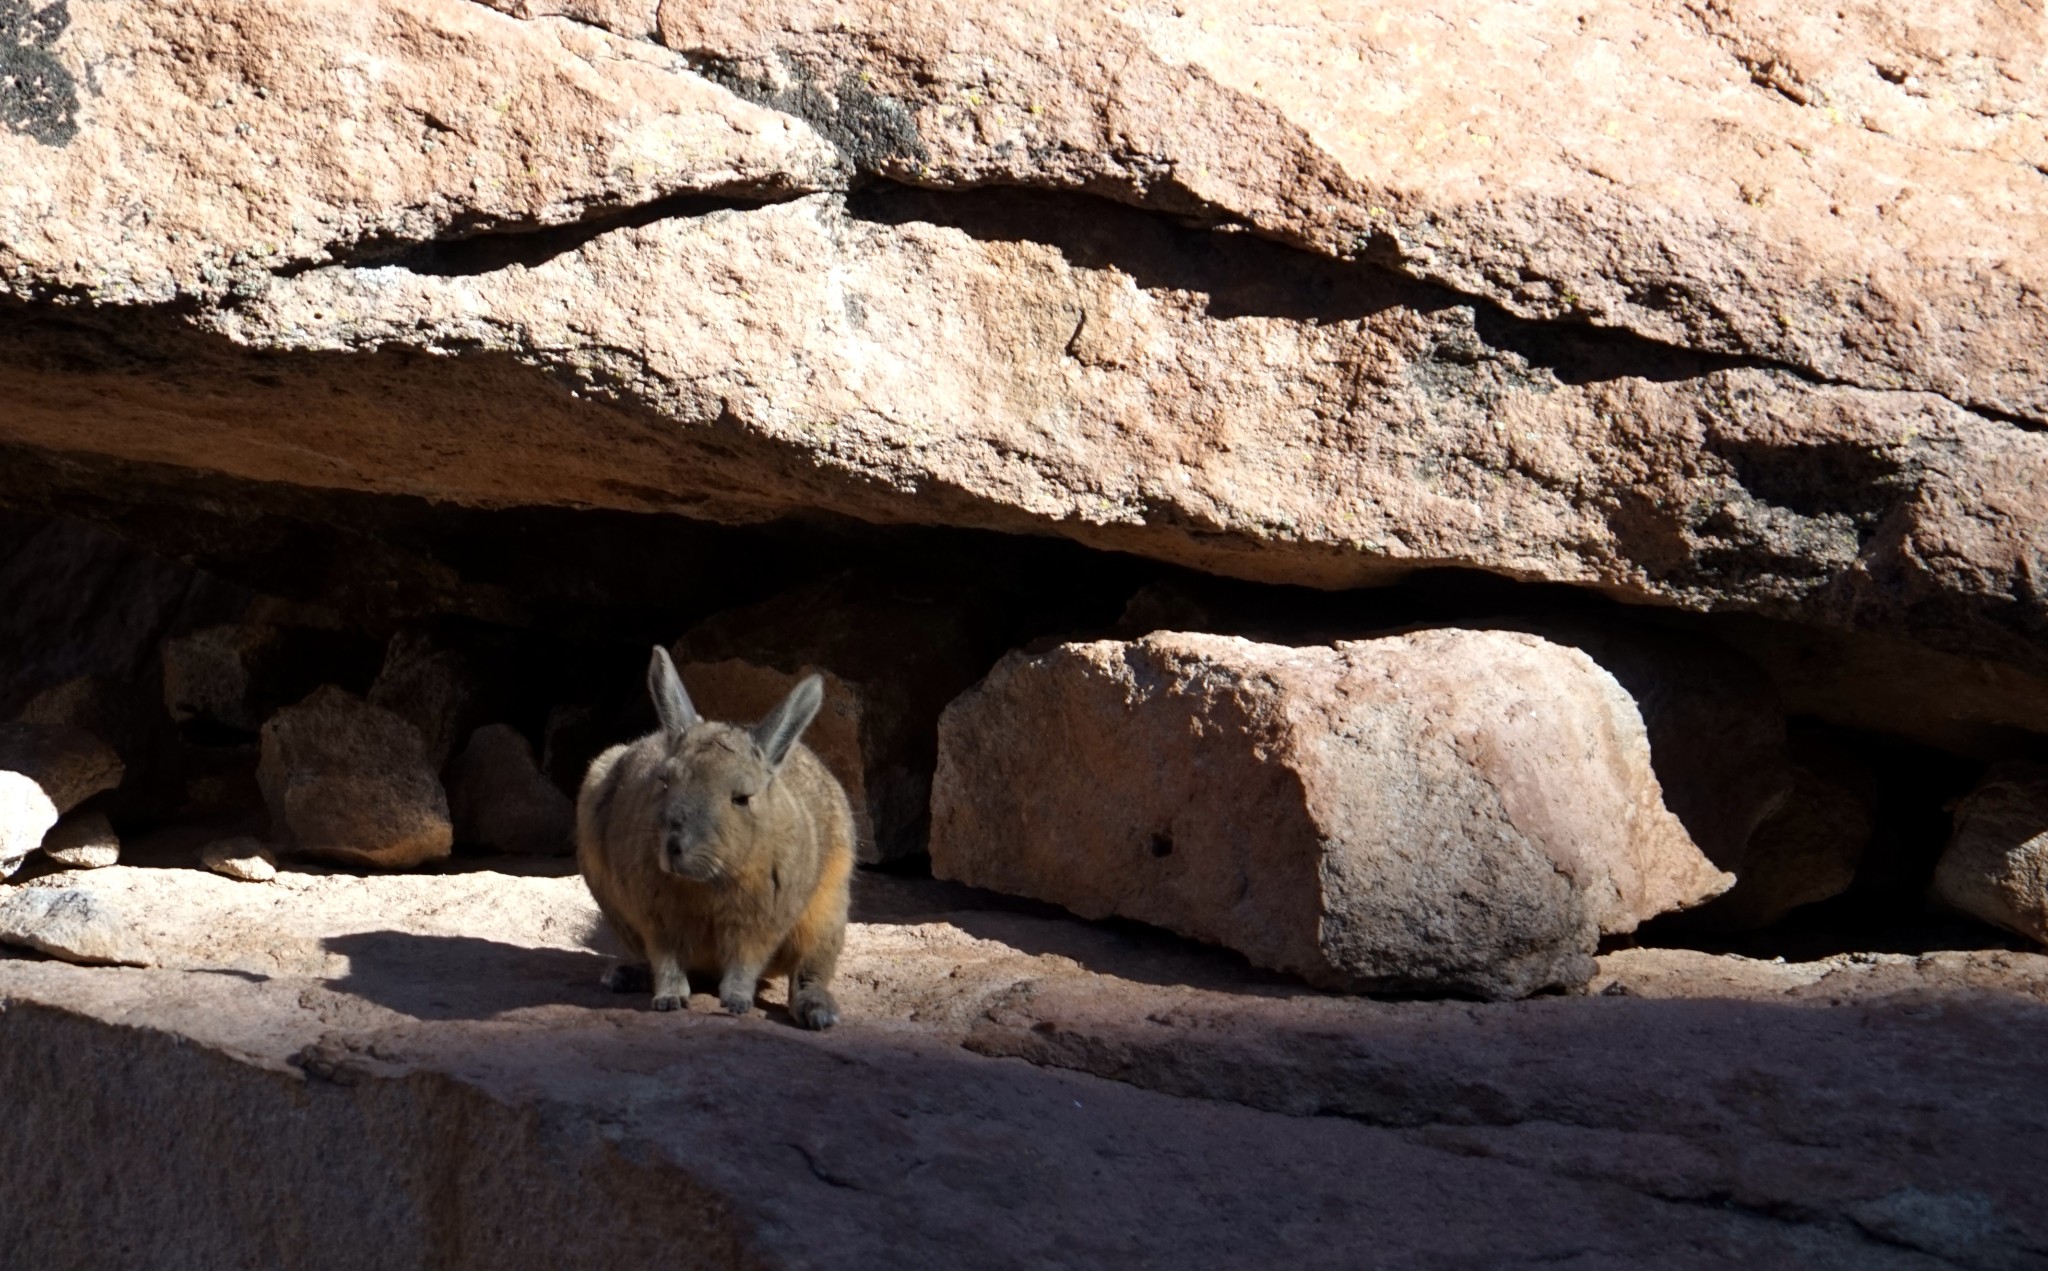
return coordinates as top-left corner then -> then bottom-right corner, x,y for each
0,1 -> 2043,702
1933,763 -> 2048,946
0,863 -> 2043,1267
199,836 -> 279,883
0,723 -> 123,878
0,514 -> 194,718
40,809 -> 120,870
162,622 -> 381,735
0,885 -> 148,966
674,573 -> 999,861
1700,767 -> 1873,933
19,674 -> 183,823
1503,620 -> 1794,875
446,724 -> 572,856
931,630 -> 1731,999
367,627 -> 487,771
256,687 -> 453,870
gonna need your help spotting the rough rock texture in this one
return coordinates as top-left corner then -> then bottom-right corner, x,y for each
931,630 -> 1731,998
1,861 -> 2044,1267
200,836 -> 279,882
1695,757 -> 1875,925
0,0 -> 2044,711
1933,763 -> 2048,945
0,722 -> 123,878
0,514 -> 195,718
161,622 -> 381,735
446,724 -> 572,856
40,808 -> 120,870
367,627 -> 487,772
0,885 -> 148,966
1502,619 -> 1795,874
18,674 -> 183,824
256,687 -> 453,869
674,574 -> 999,861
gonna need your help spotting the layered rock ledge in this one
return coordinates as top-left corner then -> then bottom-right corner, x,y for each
2,859 -> 2045,1268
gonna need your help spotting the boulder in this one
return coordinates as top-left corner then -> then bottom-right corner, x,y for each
41,810 -> 121,871
1502,620 -> 1795,876
0,724 -> 124,879
162,623 -> 380,735
1697,766 -> 1873,932
200,837 -> 279,883
930,630 -> 1731,999
18,675 -> 183,824
446,725 -> 573,856
1932,763 -> 2048,945
0,886 -> 148,966
674,573 -> 1001,862
367,627 -> 488,772
256,687 -> 454,870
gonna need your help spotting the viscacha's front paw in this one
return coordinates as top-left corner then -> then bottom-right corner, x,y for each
791,991 -> 839,1031
651,993 -> 687,1012
718,992 -> 753,1016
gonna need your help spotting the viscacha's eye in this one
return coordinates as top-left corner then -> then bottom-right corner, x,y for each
731,793 -> 751,807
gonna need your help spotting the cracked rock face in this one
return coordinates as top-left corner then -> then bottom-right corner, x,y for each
930,630 -> 1733,999
0,0 -> 2043,698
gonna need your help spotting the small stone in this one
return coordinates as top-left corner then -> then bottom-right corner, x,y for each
0,886 -> 150,966
200,836 -> 279,882
19,675 -> 182,823
931,629 -> 1732,1000
447,724 -> 573,856
1932,763 -> 2048,945
0,723 -> 124,879
257,686 -> 453,870
41,809 -> 121,870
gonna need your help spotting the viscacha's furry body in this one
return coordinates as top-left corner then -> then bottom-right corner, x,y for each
576,649 -> 854,1028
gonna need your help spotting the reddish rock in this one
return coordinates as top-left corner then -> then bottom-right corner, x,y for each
446,724 -> 572,856
256,687 -> 453,870
931,630 -> 1730,999
1933,763 -> 2048,945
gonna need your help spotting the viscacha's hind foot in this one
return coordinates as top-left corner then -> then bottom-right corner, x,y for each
601,962 -> 652,993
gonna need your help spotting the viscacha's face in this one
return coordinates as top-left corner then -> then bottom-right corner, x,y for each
654,726 -> 772,884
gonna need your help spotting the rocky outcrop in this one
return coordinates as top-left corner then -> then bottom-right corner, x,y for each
18,674 -> 182,824
930,630 -> 1731,999
1933,763 -> 2048,946
446,724 -> 572,856
256,687 -> 453,869
0,0 -> 2043,706
0,723 -> 123,878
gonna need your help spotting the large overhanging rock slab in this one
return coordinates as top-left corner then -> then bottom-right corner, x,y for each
0,2 -> 2044,687
929,630 -> 1732,1000
659,1 -> 2048,427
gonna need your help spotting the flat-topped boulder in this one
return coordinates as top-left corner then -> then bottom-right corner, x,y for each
931,629 -> 1732,999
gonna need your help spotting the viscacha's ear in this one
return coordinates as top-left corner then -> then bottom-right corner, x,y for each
647,646 -> 699,741
752,674 -> 824,770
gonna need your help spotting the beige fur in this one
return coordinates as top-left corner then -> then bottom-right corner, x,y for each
576,649 -> 854,1028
